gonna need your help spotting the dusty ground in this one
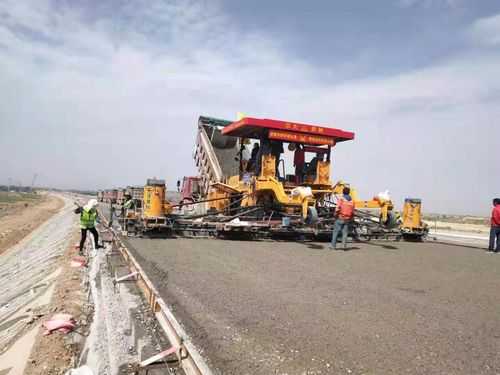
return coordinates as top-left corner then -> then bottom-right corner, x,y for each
79,232 -> 172,375
23,232 -> 84,375
1,196 -> 173,375
0,194 -> 76,375
0,192 -> 64,255
425,220 -> 490,235
124,237 -> 500,375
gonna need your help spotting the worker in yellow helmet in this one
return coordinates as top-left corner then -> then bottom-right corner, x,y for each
74,198 -> 103,255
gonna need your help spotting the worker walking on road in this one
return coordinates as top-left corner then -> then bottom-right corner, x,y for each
330,187 -> 355,251
75,199 -> 103,255
488,198 -> 500,253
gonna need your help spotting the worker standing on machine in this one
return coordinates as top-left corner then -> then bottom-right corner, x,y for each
247,143 -> 260,172
330,187 -> 355,251
488,198 -> 500,253
270,140 -> 284,178
293,143 -> 305,184
75,198 -> 103,255
121,193 -> 134,228
123,194 -> 134,210
256,138 -> 271,176
122,194 -> 134,215
237,140 -> 251,172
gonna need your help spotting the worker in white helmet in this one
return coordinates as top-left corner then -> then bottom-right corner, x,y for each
75,198 -> 103,255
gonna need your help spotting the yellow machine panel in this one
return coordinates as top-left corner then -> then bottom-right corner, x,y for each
332,181 -> 394,223
314,161 -> 330,186
260,154 -> 276,179
207,189 -> 230,212
143,179 -> 166,218
402,198 -> 423,230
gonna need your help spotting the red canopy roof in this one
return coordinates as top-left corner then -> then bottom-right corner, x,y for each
221,117 -> 355,144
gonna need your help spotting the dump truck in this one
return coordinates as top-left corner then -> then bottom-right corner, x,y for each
116,188 -> 126,206
103,189 -> 118,204
194,116 -> 240,198
178,176 -> 202,204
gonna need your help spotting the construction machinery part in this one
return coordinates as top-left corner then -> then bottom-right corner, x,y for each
98,213 -> 214,375
200,116 -> 356,222
401,198 -> 429,240
194,116 -> 240,196
143,179 -> 167,218
104,115 -> 428,242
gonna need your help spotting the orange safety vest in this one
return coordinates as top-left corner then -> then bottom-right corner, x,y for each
337,198 -> 355,220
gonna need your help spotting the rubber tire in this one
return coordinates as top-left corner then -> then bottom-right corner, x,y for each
306,206 -> 319,225
381,212 -> 399,229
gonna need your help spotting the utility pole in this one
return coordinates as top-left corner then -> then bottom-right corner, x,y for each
31,173 -> 38,192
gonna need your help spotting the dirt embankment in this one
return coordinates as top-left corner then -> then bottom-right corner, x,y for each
23,232 -> 86,375
0,193 -> 64,255
0,194 -> 77,374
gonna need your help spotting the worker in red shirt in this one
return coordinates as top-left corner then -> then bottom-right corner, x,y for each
489,198 -> 500,252
293,144 -> 305,184
330,187 -> 355,251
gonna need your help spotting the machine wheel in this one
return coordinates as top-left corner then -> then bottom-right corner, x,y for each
306,207 -> 319,225
381,212 -> 399,229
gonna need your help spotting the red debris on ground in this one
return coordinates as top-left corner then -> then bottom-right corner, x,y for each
42,313 -> 76,335
70,256 -> 87,268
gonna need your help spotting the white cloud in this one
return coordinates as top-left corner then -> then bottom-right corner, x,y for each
0,0 -> 499,215
397,0 -> 461,9
468,13 -> 500,46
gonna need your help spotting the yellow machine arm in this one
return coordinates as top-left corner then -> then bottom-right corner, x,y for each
332,181 -> 394,223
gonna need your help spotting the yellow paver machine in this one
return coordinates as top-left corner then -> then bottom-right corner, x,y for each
205,117 -> 354,220
115,115 -> 427,240
190,115 -> 428,240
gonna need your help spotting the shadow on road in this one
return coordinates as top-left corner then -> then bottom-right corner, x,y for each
360,241 -> 400,250
306,243 -> 325,250
303,243 -> 362,251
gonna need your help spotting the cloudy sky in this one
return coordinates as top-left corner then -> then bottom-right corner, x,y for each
0,0 -> 499,215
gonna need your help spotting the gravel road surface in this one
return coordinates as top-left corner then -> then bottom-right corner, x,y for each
124,237 -> 500,375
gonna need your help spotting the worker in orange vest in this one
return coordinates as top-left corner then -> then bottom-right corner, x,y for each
330,187 -> 355,251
